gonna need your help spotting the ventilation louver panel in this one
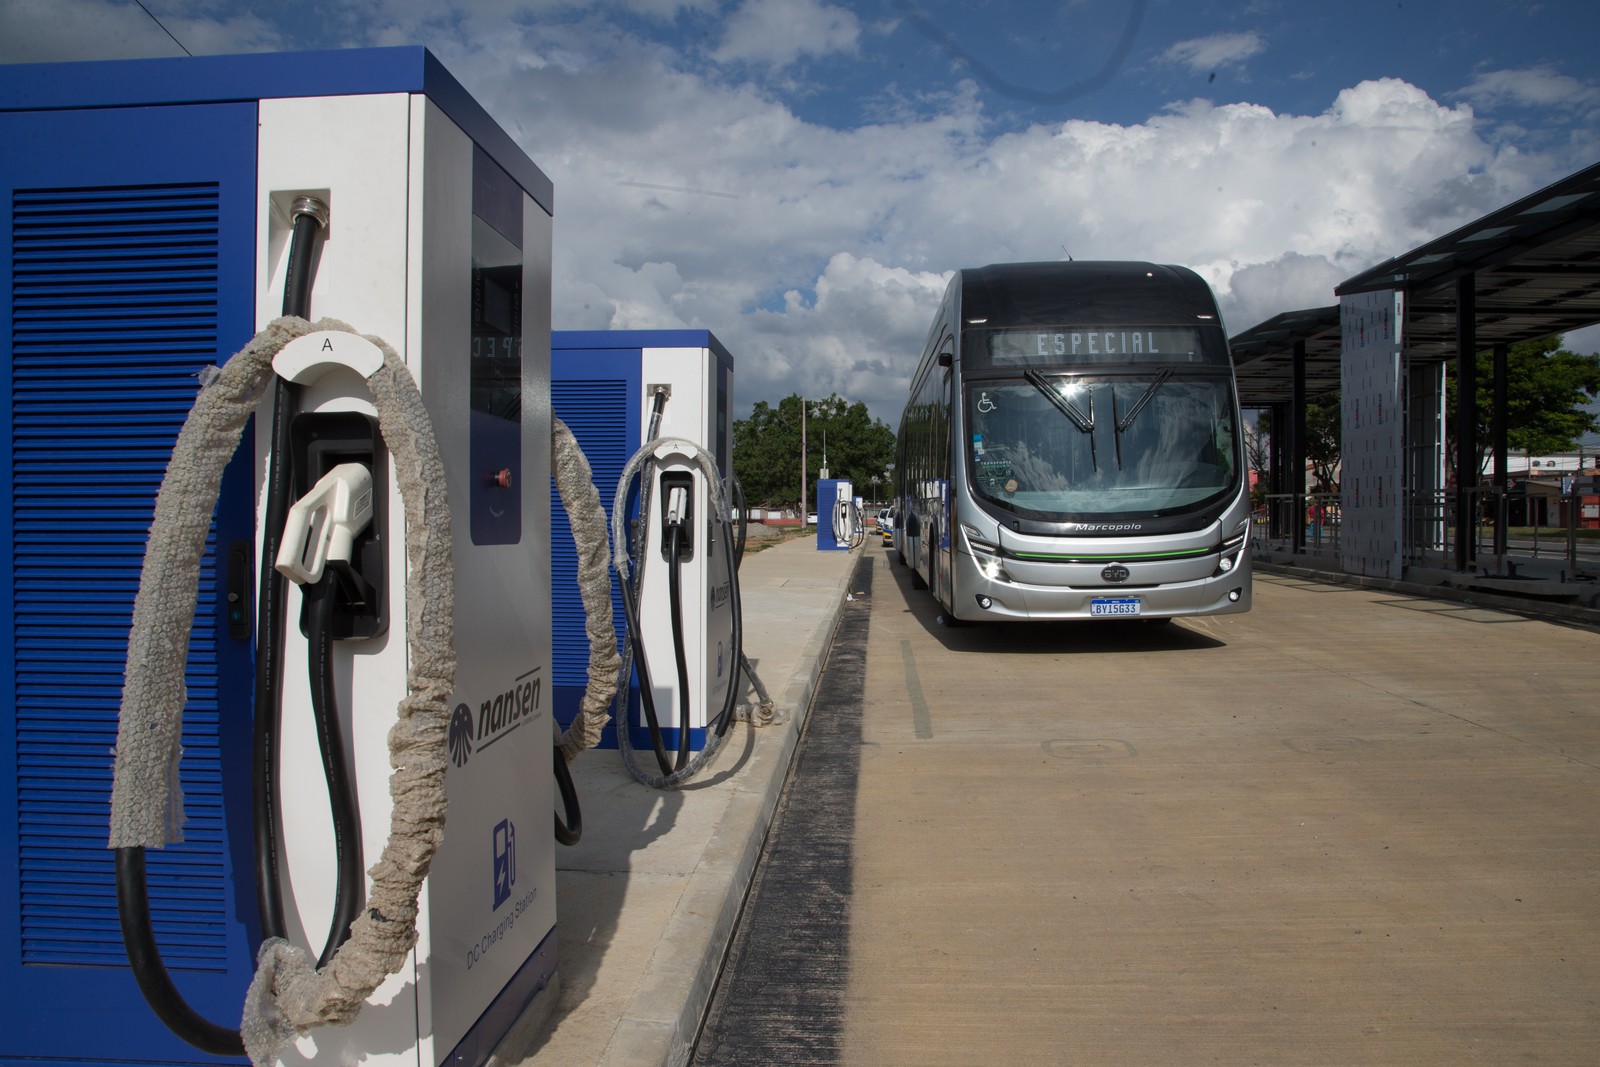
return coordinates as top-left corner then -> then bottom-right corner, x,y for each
11,184 -> 233,970
550,381 -> 632,689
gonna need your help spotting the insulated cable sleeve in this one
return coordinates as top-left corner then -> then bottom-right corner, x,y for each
116,847 -> 247,1056
109,318 -> 457,1065
549,417 -> 622,760
109,205 -> 324,1057
249,324 -> 458,1063
304,576 -> 364,969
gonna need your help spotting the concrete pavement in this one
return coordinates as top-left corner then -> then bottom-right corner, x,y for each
499,530 -> 1599,1067
699,551 -> 1600,1065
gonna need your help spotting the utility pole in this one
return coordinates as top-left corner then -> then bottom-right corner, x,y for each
800,400 -> 807,522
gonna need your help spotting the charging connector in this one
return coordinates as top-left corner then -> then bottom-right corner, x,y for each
276,463 -> 374,585
665,486 -> 689,528
658,471 -> 695,562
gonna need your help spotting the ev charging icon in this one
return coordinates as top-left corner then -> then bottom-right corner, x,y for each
493,818 -> 516,910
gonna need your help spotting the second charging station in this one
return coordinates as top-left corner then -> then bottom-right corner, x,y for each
550,331 -> 736,760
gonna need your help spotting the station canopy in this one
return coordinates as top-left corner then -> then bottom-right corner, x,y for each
1229,304 -> 1340,408
1230,160 -> 1600,408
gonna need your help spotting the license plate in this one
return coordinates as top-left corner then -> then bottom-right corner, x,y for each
1091,597 -> 1141,617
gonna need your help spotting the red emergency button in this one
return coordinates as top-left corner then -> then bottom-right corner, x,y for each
493,469 -> 513,489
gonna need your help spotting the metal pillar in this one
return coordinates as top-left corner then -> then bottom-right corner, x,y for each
1292,339 -> 1307,553
1273,406 -> 1286,547
1454,274 -> 1477,572
1492,342 -> 1508,556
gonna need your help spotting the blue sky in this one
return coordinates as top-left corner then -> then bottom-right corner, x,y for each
4,0 -> 1599,425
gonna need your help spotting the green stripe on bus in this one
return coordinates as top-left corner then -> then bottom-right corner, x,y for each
1009,547 -> 1214,562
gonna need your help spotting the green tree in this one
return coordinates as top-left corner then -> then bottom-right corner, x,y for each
732,393 -> 896,511
1252,401 -> 1342,493
1305,396 -> 1342,493
1446,335 -> 1600,480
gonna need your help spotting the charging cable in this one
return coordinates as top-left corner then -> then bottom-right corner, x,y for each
274,462 -> 374,966
612,437 -> 744,788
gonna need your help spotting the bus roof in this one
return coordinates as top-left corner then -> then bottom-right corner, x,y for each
958,262 -> 1220,326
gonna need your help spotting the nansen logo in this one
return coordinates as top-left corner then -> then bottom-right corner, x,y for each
448,666 -> 543,769
1067,522 -> 1143,532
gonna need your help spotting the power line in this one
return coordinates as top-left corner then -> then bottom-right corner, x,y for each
132,0 -> 193,57
887,0 -> 1147,106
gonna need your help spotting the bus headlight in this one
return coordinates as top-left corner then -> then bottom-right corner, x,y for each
1213,520 -> 1249,577
961,526 -> 1011,583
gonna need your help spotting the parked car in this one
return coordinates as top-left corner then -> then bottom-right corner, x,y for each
877,508 -> 894,544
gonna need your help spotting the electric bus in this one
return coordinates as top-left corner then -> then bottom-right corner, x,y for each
893,261 -> 1252,623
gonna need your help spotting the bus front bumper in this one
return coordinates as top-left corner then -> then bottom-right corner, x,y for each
954,558 -> 1253,621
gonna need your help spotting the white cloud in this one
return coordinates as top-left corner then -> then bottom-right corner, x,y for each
0,3 -> 1570,425
1458,65 -> 1600,112
712,0 -> 860,69
0,0 -> 285,61
503,64 -> 1543,420
1159,32 -> 1266,75
1564,323 -> 1600,357
739,253 -> 952,411
1225,254 -> 1346,332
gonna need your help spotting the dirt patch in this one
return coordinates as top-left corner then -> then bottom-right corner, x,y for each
741,523 -> 815,553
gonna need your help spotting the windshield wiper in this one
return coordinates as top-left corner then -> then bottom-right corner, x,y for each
1023,369 -> 1096,470
1115,367 -> 1174,432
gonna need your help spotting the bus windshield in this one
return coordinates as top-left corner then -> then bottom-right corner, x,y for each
966,373 -> 1238,518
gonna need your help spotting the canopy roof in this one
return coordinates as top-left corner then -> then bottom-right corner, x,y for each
1231,160 -> 1600,407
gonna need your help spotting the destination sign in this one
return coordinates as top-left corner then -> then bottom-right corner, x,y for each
979,326 -> 1215,366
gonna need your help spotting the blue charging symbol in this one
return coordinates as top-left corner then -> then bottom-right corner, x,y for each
493,818 -> 517,909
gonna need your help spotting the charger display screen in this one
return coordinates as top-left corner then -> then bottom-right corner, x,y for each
470,207 -> 523,545
471,217 -> 522,422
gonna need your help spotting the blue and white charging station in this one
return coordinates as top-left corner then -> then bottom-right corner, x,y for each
816,477 -> 860,551
1,48 -> 558,1066
550,330 -> 734,757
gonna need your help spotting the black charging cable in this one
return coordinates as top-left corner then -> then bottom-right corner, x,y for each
115,197 -> 329,1056
303,572 -> 363,967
